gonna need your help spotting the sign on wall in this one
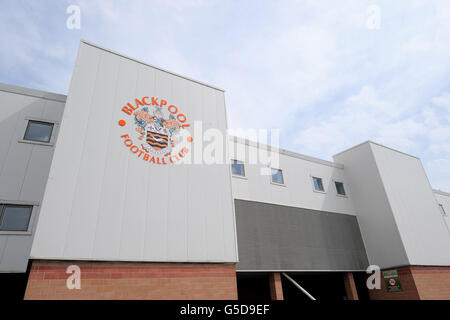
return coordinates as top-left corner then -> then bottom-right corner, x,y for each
383,270 -> 402,292
118,96 -> 193,165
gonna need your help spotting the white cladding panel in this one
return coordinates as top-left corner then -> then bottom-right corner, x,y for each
434,192 -> 450,232
0,85 -> 65,272
0,91 -> 63,202
371,144 -> 450,266
333,143 -> 409,269
30,42 -> 238,262
230,140 -> 357,216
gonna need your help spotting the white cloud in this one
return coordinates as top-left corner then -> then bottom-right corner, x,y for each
432,92 -> 450,112
425,158 -> 450,191
294,87 -> 450,191
293,85 -> 420,154
0,0 -> 449,190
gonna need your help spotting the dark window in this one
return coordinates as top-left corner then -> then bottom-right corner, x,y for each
439,204 -> 447,216
312,177 -> 324,191
271,168 -> 284,184
335,181 -> 346,196
0,204 -> 33,231
24,120 -> 53,143
231,160 -> 245,177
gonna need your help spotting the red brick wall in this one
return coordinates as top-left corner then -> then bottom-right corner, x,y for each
369,266 -> 450,300
410,266 -> 450,300
369,266 -> 420,300
24,261 -> 237,300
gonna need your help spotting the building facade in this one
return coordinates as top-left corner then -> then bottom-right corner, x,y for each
0,41 -> 449,300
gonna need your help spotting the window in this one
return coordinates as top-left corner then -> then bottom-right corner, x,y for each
439,204 -> 447,216
24,120 -> 54,143
231,160 -> 245,177
271,168 -> 284,185
312,177 -> 324,192
335,181 -> 346,196
0,204 -> 33,231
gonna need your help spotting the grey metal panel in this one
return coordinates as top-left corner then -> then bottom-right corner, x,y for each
370,143 -> 450,266
234,199 -> 369,271
0,86 -> 65,272
0,237 -> 7,265
333,143 -> 410,268
0,236 -> 33,272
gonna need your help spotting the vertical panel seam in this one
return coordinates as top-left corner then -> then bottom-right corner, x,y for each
183,79 -> 189,261
142,66 -> 157,259
17,98 -> 48,200
117,61 -> 139,260
369,144 -> 411,266
218,92 -> 227,262
90,54 -> 121,259
0,94 -> 26,187
61,48 -> 102,258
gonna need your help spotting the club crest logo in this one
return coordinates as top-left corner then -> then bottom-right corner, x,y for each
118,96 -> 193,165
135,107 -> 181,155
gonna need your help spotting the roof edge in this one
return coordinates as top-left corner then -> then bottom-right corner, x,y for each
333,140 -> 420,160
433,189 -> 450,197
80,40 -> 225,92
229,135 -> 344,169
0,82 -> 67,102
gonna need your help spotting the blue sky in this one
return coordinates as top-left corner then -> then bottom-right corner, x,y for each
0,0 -> 449,190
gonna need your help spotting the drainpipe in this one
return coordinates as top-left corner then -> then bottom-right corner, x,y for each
281,272 -> 316,300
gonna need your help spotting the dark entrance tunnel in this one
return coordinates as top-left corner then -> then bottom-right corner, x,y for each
237,272 -> 369,301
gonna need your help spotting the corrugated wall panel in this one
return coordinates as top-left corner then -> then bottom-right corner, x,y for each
234,199 -> 369,271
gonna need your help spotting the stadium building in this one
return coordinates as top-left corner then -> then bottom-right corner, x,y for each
0,41 -> 449,300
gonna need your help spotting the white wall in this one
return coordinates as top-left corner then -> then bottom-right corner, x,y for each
434,191 -> 450,233
370,143 -> 450,266
30,41 -> 238,263
333,142 -> 409,269
334,141 -> 450,268
0,84 -> 65,272
230,138 -> 357,215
